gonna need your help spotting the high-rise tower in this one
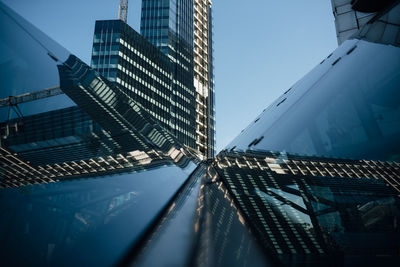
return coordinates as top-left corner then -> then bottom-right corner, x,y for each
193,0 -> 215,158
91,0 -> 198,150
140,0 -> 215,158
91,20 -> 177,137
140,0 -> 197,153
2,1 -> 400,266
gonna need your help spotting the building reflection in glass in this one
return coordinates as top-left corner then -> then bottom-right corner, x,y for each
1,1 -> 400,266
211,150 -> 400,265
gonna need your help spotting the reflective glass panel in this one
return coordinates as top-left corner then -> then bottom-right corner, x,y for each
228,39 -> 400,161
0,2 -> 74,120
0,162 -> 196,266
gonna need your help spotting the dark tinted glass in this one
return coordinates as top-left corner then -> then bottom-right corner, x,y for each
212,150 -> 400,265
0,161 -> 196,266
0,2 -> 74,121
228,39 -> 400,161
0,3 -> 199,266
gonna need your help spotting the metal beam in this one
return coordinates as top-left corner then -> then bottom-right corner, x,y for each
0,86 -> 63,108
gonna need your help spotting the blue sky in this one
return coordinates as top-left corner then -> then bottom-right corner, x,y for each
2,0 -> 338,152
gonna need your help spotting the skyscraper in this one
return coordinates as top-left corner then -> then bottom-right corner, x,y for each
193,0 -> 215,158
140,0 -> 215,158
91,20 -> 176,141
1,1 -> 400,266
91,19 -> 197,150
140,0 -> 197,154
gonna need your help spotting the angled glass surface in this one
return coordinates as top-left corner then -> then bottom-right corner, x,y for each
135,164 -> 272,267
0,3 -> 199,266
212,151 -> 400,265
227,38 -> 400,161
0,2 -> 193,165
197,170 -> 272,266
0,161 -> 196,266
0,2 -> 74,120
1,1 -> 399,267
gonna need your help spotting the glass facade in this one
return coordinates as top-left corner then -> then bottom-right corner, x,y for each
0,2 -> 73,123
1,1 -> 400,267
0,159 -> 196,266
211,150 -> 400,265
226,5 -> 400,162
193,0 -> 215,158
0,3 -> 198,265
227,37 -> 400,162
140,0 -> 216,159
140,0 -> 197,151
141,0 -> 194,61
91,20 -> 196,149
207,3 -> 216,158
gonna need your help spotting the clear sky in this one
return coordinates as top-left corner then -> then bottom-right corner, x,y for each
2,0 -> 338,153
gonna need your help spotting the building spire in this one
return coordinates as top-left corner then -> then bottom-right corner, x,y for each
118,0 -> 128,23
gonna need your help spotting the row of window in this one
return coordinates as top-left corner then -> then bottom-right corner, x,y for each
93,32 -> 120,44
116,76 -> 169,113
119,39 -> 194,109
92,50 -> 119,56
120,38 -> 172,79
91,21 -> 197,148
142,0 -> 170,8
119,53 -> 171,90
